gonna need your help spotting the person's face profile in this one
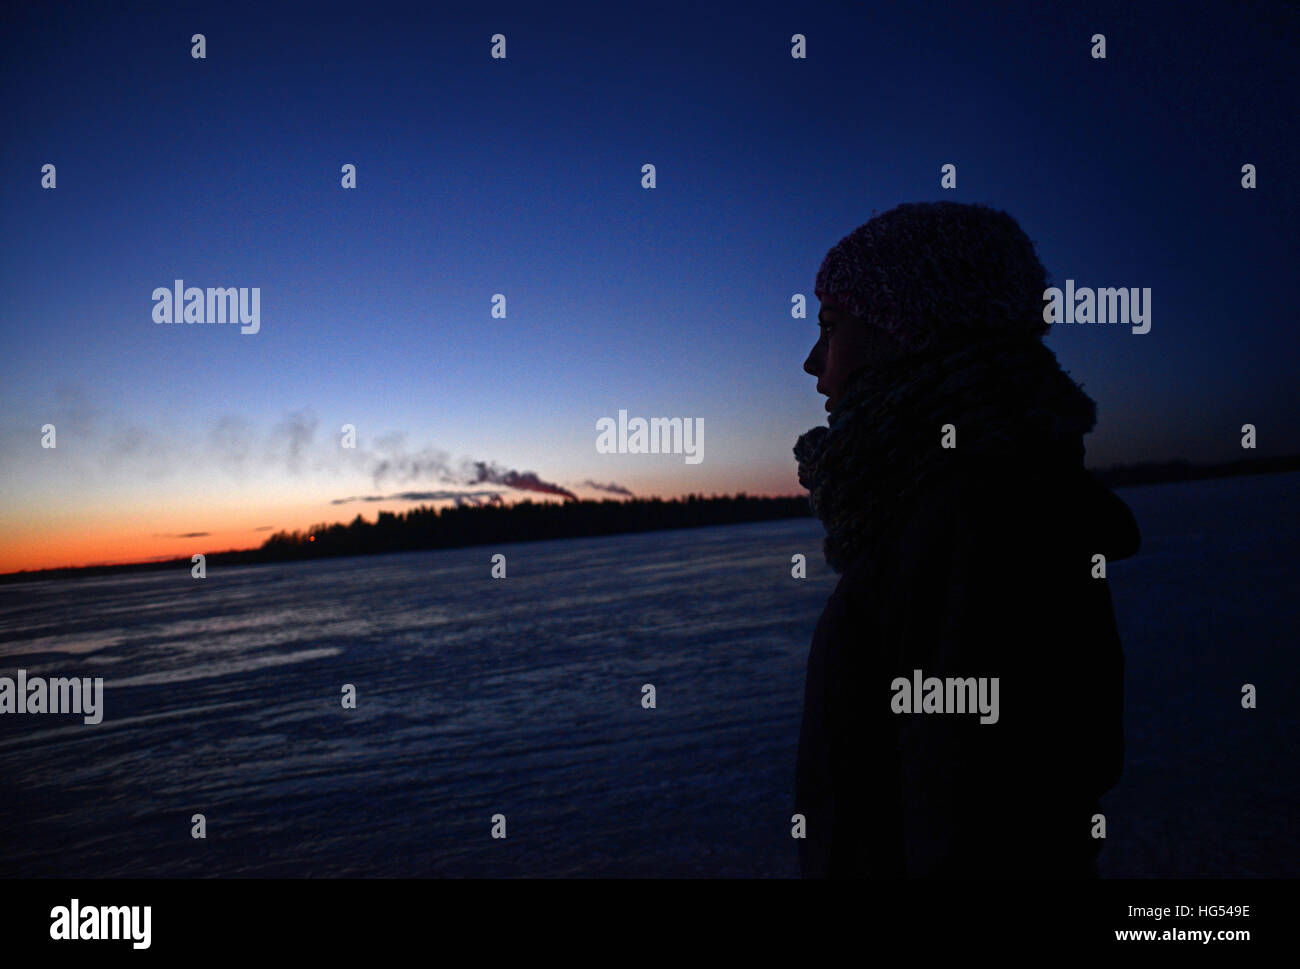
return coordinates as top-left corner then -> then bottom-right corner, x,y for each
803,303 -> 899,412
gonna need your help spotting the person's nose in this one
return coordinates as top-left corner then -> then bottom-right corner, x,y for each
803,343 -> 822,377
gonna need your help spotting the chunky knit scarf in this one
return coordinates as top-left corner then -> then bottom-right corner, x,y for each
794,334 -> 1099,574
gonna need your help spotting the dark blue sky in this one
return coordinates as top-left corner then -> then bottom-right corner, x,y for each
1,0 -> 1296,569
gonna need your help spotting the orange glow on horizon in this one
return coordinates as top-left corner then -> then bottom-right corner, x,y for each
0,476 -> 805,575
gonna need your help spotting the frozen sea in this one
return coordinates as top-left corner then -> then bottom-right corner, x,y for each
0,472 -> 1296,877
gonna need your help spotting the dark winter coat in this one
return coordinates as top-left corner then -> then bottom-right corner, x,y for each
791,333 -> 1142,877
794,450 -> 1140,877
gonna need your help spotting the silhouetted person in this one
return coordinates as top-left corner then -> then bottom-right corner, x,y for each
793,201 -> 1140,877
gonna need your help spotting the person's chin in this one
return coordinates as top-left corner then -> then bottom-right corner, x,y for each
824,397 -> 834,412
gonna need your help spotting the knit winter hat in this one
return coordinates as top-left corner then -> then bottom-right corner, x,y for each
815,201 -> 1052,354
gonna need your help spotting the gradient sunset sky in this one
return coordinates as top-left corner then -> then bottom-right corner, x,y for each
1,0 -> 1296,573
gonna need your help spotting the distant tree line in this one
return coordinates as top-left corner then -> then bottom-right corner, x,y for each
0,494 -> 812,582
257,493 -> 811,562
4,452 -> 1298,583
1089,453 -> 1300,488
